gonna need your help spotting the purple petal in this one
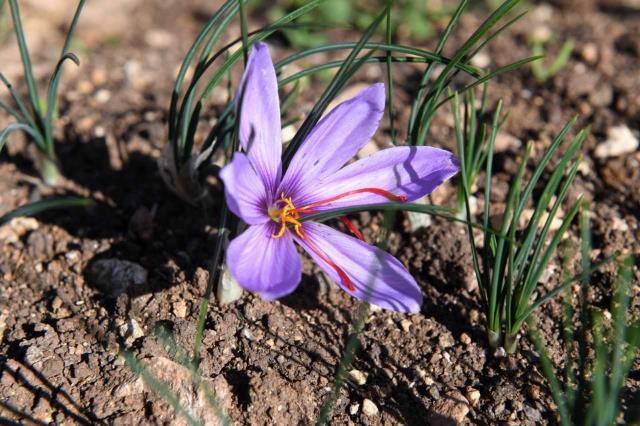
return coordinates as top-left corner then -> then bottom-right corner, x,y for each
219,153 -> 270,225
237,42 -> 282,195
279,84 -> 385,200
294,222 -> 422,313
297,146 -> 459,210
226,223 -> 302,300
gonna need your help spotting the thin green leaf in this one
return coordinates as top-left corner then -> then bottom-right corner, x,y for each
0,122 -> 45,151
275,42 -> 480,77
282,3 -> 389,170
0,196 -> 92,225
8,0 -> 40,115
122,351 -> 203,426
527,319 -> 572,426
46,52 -> 80,146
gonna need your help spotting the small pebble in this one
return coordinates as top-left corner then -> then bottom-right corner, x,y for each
529,384 -> 541,400
466,387 -> 481,407
400,319 -> 412,332
217,267 -> 243,305
349,403 -> 360,415
362,399 -> 379,417
470,51 -> 490,68
581,42 -> 599,64
172,300 -> 187,318
51,296 -> 63,310
460,333 -> 471,345
348,369 -> 367,386
94,89 -> 111,104
494,347 -> 507,358
595,125 -> 639,159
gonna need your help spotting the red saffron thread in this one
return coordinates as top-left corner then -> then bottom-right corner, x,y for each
296,187 -> 407,213
299,229 -> 355,292
339,216 -> 365,241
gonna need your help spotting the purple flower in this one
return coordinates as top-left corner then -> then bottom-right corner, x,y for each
220,43 -> 459,313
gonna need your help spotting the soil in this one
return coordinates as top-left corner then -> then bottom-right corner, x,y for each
1,0 -> 639,425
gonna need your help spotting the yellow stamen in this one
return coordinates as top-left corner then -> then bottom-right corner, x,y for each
270,193 -> 305,239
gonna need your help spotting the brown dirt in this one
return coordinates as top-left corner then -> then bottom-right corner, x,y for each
1,0 -> 639,425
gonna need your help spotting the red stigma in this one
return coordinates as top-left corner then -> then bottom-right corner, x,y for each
339,216 -> 365,241
298,187 -> 407,212
299,229 -> 356,292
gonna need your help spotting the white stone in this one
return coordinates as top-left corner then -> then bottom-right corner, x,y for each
362,399 -> 379,417
470,51 -> 490,68
217,266 -> 243,305
173,300 -> 187,318
594,125 -> 638,159
348,369 -> 367,386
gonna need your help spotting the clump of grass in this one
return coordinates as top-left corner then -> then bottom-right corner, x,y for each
450,83 -> 503,217
0,0 -> 86,186
159,0 -> 326,204
528,206 -> 638,426
458,109 -> 592,353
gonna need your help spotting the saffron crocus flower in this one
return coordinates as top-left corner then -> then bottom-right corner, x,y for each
220,43 -> 459,313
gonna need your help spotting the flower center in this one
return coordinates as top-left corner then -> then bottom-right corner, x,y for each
269,194 -> 304,239
268,188 -> 407,293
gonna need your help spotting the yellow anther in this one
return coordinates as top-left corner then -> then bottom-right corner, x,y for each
271,193 -> 305,239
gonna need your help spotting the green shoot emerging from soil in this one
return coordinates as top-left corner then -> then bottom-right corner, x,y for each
530,35 -> 574,83
0,0 -> 86,186
459,109 -> 591,353
528,206 -> 638,426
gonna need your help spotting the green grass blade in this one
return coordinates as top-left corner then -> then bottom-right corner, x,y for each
590,311 -> 608,425
413,0 -> 521,145
176,1 -> 242,158
548,40 -> 574,77
277,56 -> 430,87
482,102 -> 502,307
453,91 -> 485,311
527,319 -> 572,426
0,122 -> 45,151
511,116 -> 577,224
122,351 -> 203,426
0,99 -> 24,121
385,0 -> 395,144
408,0 -> 469,135
275,42 -> 480,76
0,196 -> 92,225
488,142 -> 530,333
59,0 -> 86,54
517,254 -> 617,324
45,52 -> 80,145
7,0 -> 40,116
238,0 -> 248,65
512,130 -> 586,288
514,197 -> 583,326
282,4 -> 388,170
168,0 -> 236,142
0,73 -> 39,133
513,159 -> 582,313
316,303 -> 369,425
434,56 -> 542,110
609,256 -> 634,413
